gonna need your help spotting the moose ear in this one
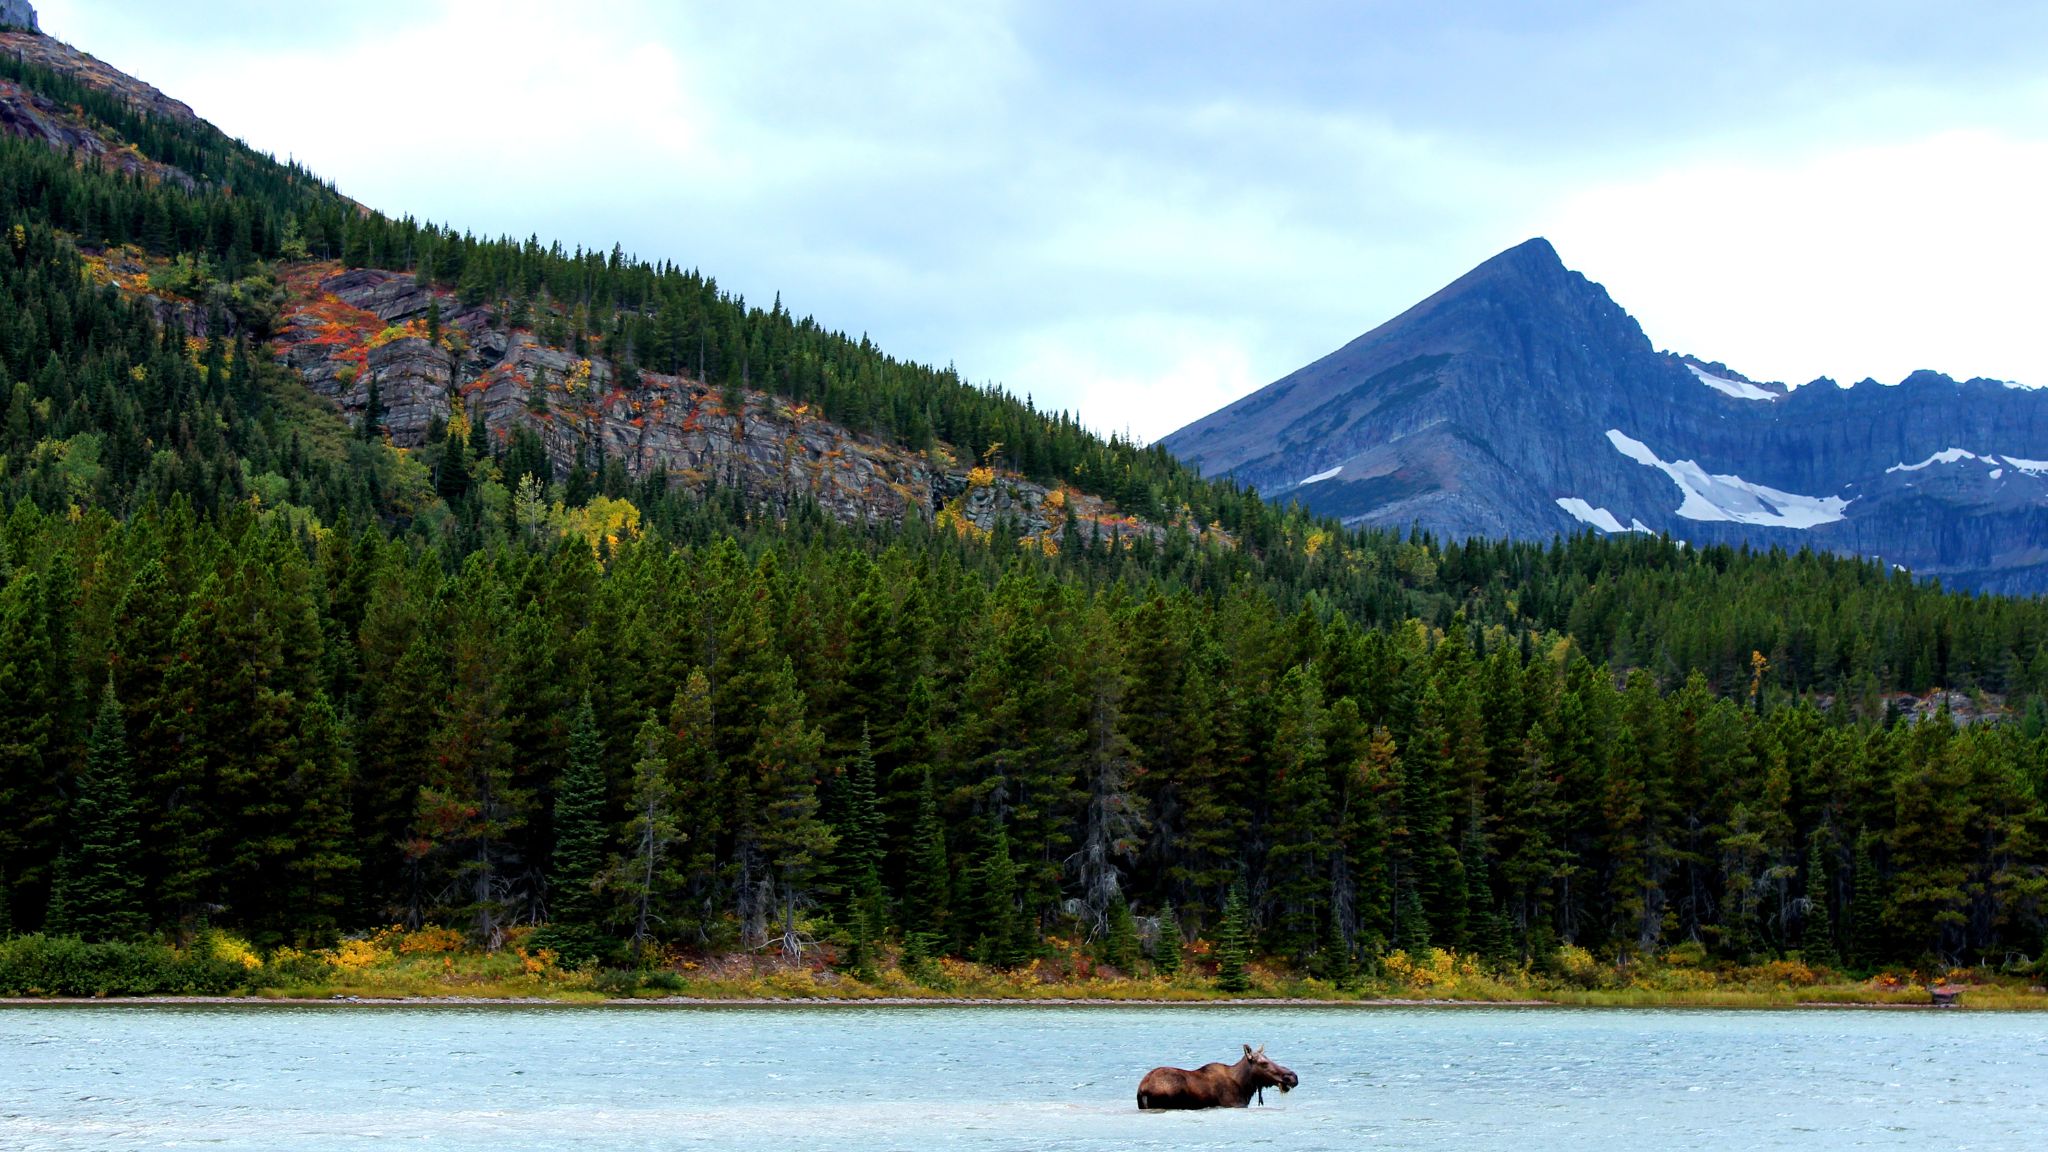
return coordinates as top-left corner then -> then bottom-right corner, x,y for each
1257,1044 -> 1266,1055
1243,1043 -> 1254,1056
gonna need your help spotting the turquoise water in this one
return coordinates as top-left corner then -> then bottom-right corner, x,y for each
3,1004 -> 2044,1150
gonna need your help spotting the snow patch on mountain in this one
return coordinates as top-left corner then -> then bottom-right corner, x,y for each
1888,448 -> 1981,473
1686,363 -> 1779,402
1605,430 -> 1849,529
1297,465 -> 1343,486
1886,450 -> 2048,476
1556,497 -> 1650,534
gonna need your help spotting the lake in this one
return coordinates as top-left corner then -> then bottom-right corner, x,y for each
2,1003 -> 2043,1150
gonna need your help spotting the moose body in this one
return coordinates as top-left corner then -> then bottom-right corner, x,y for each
1136,1045 -> 1299,1110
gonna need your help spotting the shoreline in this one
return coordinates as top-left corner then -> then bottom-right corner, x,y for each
0,993 -> 1990,1010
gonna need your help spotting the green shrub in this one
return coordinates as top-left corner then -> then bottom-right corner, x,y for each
0,934 -> 251,997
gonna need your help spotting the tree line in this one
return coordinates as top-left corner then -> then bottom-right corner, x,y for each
3,499 -> 2043,972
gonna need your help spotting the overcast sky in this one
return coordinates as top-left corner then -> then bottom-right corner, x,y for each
34,1 -> 2048,440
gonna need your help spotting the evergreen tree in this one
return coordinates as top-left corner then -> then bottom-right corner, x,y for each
1152,901 -> 1183,978
1801,836 -> 1839,969
618,710 -> 684,952
1265,663 -> 1332,962
1215,879 -> 1252,993
1849,836 -> 1886,968
537,694 -> 610,964
1102,889 -> 1140,974
1395,886 -> 1431,954
970,815 -> 1025,967
901,768 -> 950,960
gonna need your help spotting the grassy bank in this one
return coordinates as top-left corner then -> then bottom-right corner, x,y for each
4,929 -> 2044,1009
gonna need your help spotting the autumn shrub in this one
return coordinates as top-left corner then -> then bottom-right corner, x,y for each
1743,958 -> 1820,987
1548,944 -> 1605,988
395,925 -> 466,954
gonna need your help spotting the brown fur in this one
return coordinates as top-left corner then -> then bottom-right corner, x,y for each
1136,1044 -> 1299,1110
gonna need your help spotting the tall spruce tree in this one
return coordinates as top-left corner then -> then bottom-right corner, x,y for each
1102,889 -> 1140,973
618,710 -> 684,952
537,695 -> 610,964
902,768 -> 950,961
46,684 -> 148,941
1801,836 -> 1839,969
1215,879 -> 1252,993
971,815 -> 1025,968
1849,837 -> 1886,968
1153,901 -> 1183,977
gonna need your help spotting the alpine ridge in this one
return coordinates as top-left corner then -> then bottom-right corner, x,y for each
1163,239 -> 2048,593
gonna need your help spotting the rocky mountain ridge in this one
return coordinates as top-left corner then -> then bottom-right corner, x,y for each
1165,238 -> 2048,592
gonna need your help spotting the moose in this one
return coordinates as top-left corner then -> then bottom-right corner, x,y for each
1136,1044 -> 1299,1110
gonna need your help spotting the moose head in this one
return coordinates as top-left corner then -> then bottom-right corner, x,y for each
1241,1044 -> 1299,1093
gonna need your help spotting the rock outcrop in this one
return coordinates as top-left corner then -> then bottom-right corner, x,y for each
1164,238 -> 2048,592
0,2 -> 36,32
274,266 -> 1173,545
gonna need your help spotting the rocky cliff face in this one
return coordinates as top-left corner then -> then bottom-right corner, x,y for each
0,2 -> 37,32
274,265 -> 1172,545
0,29 -> 204,188
1164,238 -> 2048,592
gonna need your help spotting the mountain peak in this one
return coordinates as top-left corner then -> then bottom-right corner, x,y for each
0,2 -> 37,32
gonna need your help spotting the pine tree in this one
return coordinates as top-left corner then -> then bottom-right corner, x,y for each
0,572 -> 56,929
1395,886 -> 1431,954
835,728 -> 888,980
1849,837 -> 1886,968
1102,889 -> 1140,974
1265,663 -> 1332,963
833,725 -> 885,919
537,694 -> 610,964
747,657 -> 834,959
1321,893 -> 1358,989
970,816 -> 1025,967
1152,901 -> 1183,977
1215,879 -> 1252,993
358,375 -> 384,440
1801,836 -> 1839,970
51,686 -> 149,941
618,710 -> 684,951
902,768 -> 950,960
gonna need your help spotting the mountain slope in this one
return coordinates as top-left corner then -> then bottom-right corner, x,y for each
1164,238 -> 2048,592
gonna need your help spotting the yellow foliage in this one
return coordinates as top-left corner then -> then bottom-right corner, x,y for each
365,320 -> 431,351
396,925 -> 466,954
1384,947 -> 1461,987
1554,944 -> 1600,980
1747,959 -> 1819,986
1304,528 -> 1330,556
551,495 -> 642,554
936,500 -> 990,544
330,939 -> 384,970
207,932 -> 264,971
966,465 -> 996,488
1041,487 -> 1067,510
567,359 -> 595,392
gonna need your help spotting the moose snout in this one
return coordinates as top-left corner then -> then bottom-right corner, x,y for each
1278,1069 -> 1299,1092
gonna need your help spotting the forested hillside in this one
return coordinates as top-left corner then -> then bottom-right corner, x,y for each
2,28 -> 2045,977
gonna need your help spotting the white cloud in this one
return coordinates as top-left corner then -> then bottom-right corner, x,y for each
1544,128 -> 2048,389
999,315 -> 1261,443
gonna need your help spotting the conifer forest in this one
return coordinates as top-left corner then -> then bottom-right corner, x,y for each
5,41 -> 2048,985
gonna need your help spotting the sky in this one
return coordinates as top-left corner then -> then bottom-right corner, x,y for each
32,1 -> 2048,440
